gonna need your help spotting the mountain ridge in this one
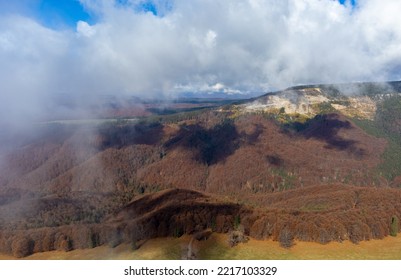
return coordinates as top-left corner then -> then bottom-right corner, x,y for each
1,81 -> 401,257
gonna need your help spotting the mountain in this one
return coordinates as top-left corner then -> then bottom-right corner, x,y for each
241,81 -> 401,119
1,81 -> 401,258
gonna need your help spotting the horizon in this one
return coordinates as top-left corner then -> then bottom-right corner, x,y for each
1,0 -> 401,126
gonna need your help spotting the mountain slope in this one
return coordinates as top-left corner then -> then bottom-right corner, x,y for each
1,81 -> 401,257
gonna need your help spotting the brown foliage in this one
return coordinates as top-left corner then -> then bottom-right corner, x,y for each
55,233 -> 72,252
278,227 -> 294,248
11,236 -> 33,258
0,112 -> 400,256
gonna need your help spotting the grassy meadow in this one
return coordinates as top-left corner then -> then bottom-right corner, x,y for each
2,233 -> 401,260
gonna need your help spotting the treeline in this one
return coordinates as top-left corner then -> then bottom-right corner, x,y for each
2,186 -> 401,257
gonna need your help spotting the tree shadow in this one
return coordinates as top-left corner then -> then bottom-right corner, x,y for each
165,120 -> 265,165
282,114 -> 365,155
165,121 -> 240,165
244,123 -> 264,145
266,154 -> 284,166
97,122 -> 164,150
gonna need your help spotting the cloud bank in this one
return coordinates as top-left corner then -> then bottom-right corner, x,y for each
1,0 -> 401,124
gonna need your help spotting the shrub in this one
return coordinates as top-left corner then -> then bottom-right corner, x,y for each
173,227 -> 184,238
390,216 -> 399,237
89,232 -> 100,248
228,226 -> 249,247
279,227 -> 294,248
131,240 -> 139,250
234,215 -> 241,230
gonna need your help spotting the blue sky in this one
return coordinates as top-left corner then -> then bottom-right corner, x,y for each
0,0 -> 90,28
37,0 -> 92,28
339,0 -> 356,6
0,0 -> 162,29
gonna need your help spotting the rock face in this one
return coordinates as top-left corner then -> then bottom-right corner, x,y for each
241,85 -> 401,120
331,96 -> 377,120
243,88 -> 330,116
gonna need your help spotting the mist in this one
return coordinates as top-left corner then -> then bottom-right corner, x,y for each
3,0 -> 401,260
1,0 -> 401,127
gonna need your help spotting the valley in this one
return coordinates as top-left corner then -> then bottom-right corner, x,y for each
1,81 -> 401,259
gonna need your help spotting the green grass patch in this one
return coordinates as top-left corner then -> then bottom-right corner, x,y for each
353,118 -> 401,182
270,167 -> 297,191
300,202 -> 328,212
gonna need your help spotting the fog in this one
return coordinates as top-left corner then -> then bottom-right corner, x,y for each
2,1 -> 401,258
1,0 -> 401,125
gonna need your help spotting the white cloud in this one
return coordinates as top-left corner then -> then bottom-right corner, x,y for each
77,21 -> 96,37
1,0 -> 401,125
212,83 -> 225,91
205,30 -> 217,49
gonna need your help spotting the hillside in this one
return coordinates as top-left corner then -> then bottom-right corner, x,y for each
1,81 -> 401,258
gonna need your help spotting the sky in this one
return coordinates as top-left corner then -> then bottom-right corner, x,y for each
1,0 -> 401,124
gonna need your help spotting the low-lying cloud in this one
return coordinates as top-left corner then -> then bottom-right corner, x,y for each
1,0 -> 401,124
